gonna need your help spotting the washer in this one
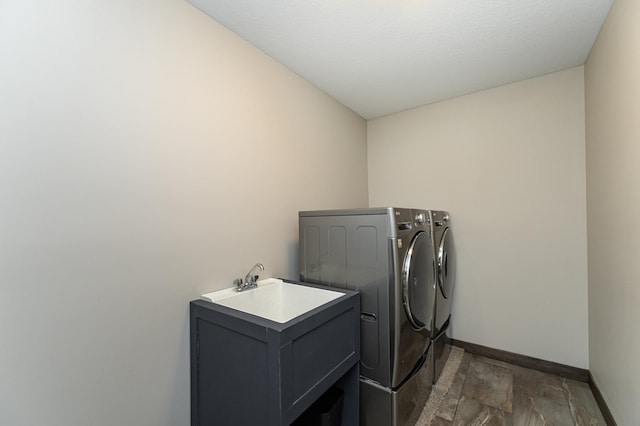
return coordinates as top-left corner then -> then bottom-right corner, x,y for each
429,210 -> 456,385
299,207 -> 436,426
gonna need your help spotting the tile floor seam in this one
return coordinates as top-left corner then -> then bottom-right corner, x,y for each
449,365 -> 468,423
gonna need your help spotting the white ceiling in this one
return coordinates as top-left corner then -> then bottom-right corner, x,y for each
187,0 -> 613,119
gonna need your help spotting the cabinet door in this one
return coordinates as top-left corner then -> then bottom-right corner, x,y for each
195,319 -> 269,425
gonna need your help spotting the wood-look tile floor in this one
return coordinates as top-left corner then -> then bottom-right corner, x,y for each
431,353 -> 607,425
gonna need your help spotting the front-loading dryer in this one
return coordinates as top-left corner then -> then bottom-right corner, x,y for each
429,210 -> 456,385
299,207 -> 436,426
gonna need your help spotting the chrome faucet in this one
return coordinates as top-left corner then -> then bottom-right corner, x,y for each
235,263 -> 265,292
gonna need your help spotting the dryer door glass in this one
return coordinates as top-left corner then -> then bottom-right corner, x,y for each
438,227 -> 456,299
402,231 -> 436,331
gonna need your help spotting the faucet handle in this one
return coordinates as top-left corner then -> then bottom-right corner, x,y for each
234,278 -> 244,290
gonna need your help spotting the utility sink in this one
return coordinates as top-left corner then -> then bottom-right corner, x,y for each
191,280 -> 360,425
201,278 -> 344,323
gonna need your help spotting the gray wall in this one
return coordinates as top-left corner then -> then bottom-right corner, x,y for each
585,0 -> 640,423
0,1 -> 368,425
368,67 -> 589,368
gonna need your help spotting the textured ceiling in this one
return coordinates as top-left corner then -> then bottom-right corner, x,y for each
187,0 -> 613,119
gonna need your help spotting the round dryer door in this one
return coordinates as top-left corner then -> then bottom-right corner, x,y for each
438,227 -> 456,299
402,231 -> 436,331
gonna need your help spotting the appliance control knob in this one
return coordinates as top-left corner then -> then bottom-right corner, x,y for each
415,213 -> 426,224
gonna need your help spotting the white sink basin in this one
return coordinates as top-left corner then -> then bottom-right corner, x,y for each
201,279 -> 344,323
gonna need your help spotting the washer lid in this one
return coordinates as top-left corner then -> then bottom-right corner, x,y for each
438,227 -> 456,299
402,231 -> 436,331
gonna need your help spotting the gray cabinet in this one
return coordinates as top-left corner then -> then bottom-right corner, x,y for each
190,280 -> 360,425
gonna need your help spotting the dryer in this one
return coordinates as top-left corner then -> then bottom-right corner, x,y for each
429,210 -> 456,385
299,208 -> 436,426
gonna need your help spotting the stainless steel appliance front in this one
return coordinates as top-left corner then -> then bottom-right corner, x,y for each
429,210 -> 456,385
299,207 -> 436,425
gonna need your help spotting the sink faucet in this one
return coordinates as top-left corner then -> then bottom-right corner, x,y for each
235,263 -> 265,292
